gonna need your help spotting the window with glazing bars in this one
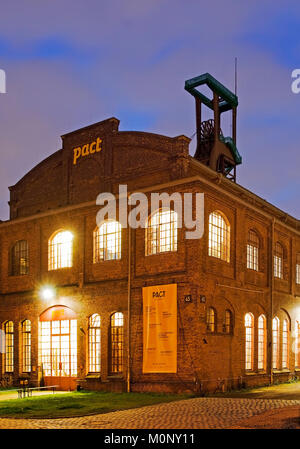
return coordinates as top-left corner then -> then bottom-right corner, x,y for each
282,319 -> 289,369
110,312 -> 124,373
146,209 -> 177,255
296,254 -> 300,285
94,221 -> 121,262
272,317 -> 279,369
245,313 -> 254,370
22,320 -> 31,372
207,307 -> 216,332
11,240 -> 29,276
5,321 -> 14,373
296,321 -> 300,368
48,231 -> 73,270
247,230 -> 259,271
208,211 -> 230,262
88,314 -> 101,373
224,310 -> 233,334
274,242 -> 283,279
258,315 -> 266,370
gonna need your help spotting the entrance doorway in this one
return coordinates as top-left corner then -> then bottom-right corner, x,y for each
39,306 -> 77,390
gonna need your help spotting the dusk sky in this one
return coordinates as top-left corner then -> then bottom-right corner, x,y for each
0,1 -> 300,220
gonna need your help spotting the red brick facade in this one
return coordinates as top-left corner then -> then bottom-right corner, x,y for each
0,117 -> 299,393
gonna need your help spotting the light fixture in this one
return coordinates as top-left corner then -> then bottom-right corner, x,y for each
40,286 -> 55,301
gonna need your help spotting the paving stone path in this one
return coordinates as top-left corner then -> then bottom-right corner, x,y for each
0,397 -> 299,429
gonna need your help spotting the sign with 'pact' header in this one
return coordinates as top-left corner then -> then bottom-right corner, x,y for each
73,137 -> 102,165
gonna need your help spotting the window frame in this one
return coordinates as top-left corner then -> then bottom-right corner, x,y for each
4,321 -> 14,373
48,230 -> 74,271
22,319 -> 31,373
247,229 -> 259,271
88,314 -> 101,373
208,210 -> 230,263
93,220 -> 122,262
146,208 -> 178,256
10,240 -> 29,276
109,312 -> 124,374
245,313 -> 254,371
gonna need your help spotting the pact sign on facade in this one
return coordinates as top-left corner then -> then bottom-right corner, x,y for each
73,137 -> 102,165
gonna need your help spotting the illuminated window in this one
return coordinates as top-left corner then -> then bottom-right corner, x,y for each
207,307 -> 216,332
296,321 -> 300,368
282,319 -> 289,369
274,242 -> 283,279
11,240 -> 29,276
272,317 -> 280,369
296,254 -> 300,285
146,209 -> 177,255
22,320 -> 31,372
110,312 -> 124,374
48,230 -> 73,270
39,319 -> 77,377
258,315 -> 266,370
208,211 -> 230,262
4,321 -> 14,373
247,230 -> 259,271
224,309 -> 233,334
245,313 -> 254,370
94,221 -> 121,262
88,314 -> 101,373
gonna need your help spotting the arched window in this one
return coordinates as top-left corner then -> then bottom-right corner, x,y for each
282,319 -> 289,369
48,230 -> 73,270
224,310 -> 233,334
11,240 -> 29,276
206,307 -> 216,332
94,221 -> 121,262
247,230 -> 259,271
296,321 -> 300,368
88,314 -> 101,373
296,253 -> 300,285
110,312 -> 124,373
258,315 -> 266,370
208,211 -> 230,262
274,242 -> 283,279
4,321 -> 14,373
245,313 -> 254,370
272,317 -> 280,369
146,209 -> 177,255
22,320 -> 31,372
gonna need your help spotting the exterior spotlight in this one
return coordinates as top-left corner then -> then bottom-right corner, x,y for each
40,287 -> 55,301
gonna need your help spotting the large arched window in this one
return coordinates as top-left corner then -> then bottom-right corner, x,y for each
48,230 -> 73,270
258,315 -> 266,370
296,253 -> 300,285
272,317 -> 280,369
10,240 -> 29,276
4,321 -> 14,373
94,221 -> 121,262
146,209 -> 177,255
247,230 -> 259,271
88,314 -> 101,373
245,313 -> 254,371
110,312 -> 124,374
22,320 -> 31,373
208,211 -> 230,262
282,319 -> 289,369
274,242 -> 283,279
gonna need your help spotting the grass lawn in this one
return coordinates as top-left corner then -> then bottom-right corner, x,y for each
0,390 -> 193,419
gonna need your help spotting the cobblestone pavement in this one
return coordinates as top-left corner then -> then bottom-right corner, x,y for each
0,397 -> 299,429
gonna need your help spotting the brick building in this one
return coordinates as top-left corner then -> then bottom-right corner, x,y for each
0,74 -> 299,393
